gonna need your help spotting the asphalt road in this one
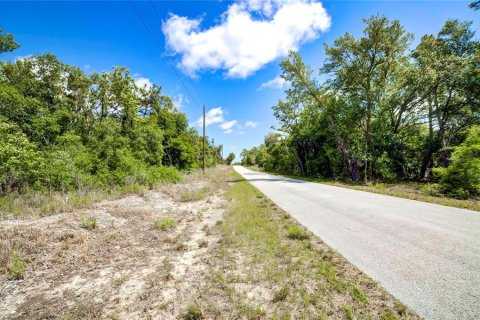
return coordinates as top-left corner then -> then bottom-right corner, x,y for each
233,166 -> 480,320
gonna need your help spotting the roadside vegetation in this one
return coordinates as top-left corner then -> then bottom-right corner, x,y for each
0,166 -> 419,319
241,15 -> 480,201
187,171 -> 419,319
250,165 -> 480,211
0,29 -> 223,216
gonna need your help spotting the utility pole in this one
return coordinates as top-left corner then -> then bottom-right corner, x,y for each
202,104 -> 205,174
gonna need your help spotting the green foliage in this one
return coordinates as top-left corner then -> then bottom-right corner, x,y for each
80,217 -> 98,230
0,30 -> 221,198
435,126 -> 480,198
286,225 -> 309,240
155,217 -> 177,230
0,28 -> 19,54
225,152 -> 236,165
7,251 -> 25,280
244,16 -> 480,198
183,302 -> 203,320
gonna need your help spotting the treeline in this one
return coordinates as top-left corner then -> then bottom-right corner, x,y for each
242,16 -> 480,198
0,31 -> 222,194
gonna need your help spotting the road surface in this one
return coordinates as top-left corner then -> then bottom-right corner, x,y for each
233,166 -> 480,320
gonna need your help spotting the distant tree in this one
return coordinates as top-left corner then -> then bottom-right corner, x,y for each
225,152 -> 235,165
0,28 -> 19,55
470,1 -> 479,10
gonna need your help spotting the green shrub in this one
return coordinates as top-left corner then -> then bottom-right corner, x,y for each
287,225 -> 309,240
155,217 -> 177,230
7,251 -> 25,280
80,217 -> 98,229
184,302 -> 203,320
419,183 -> 441,197
435,126 -> 480,198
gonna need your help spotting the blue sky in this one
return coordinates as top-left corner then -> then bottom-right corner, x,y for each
0,1 -> 478,158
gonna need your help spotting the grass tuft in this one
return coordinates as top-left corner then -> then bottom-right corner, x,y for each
286,225 -> 309,240
80,217 -> 98,230
154,217 -> 177,230
272,285 -> 289,303
7,251 -> 26,280
184,302 -> 203,320
180,187 -> 210,202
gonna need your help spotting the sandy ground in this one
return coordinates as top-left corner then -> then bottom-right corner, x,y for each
0,173 -> 227,319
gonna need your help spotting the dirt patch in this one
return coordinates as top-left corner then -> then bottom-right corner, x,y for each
0,167 -> 230,320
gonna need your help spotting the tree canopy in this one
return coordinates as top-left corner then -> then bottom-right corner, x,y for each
242,16 -> 480,197
0,31 -> 222,194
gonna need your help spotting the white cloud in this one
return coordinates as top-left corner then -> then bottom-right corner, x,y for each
172,94 -> 187,109
195,107 -> 224,127
163,0 -> 331,78
134,76 -> 153,90
245,121 -> 259,128
258,75 -> 286,90
220,120 -> 237,130
235,131 -> 246,135
224,128 -> 234,134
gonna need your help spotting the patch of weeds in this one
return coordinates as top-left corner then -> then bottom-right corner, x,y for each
272,285 -> 289,303
382,310 -> 399,320
184,301 -> 203,320
394,300 -> 407,316
80,217 -> 98,230
112,274 -> 128,288
351,285 -> 368,304
238,303 -> 266,319
287,225 -> 309,240
155,217 -> 177,230
7,251 -> 25,280
342,306 -> 356,320
419,183 -> 441,197
198,239 -> 208,248
181,187 -> 210,202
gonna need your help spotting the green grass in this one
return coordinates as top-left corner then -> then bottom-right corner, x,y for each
192,171 -> 418,319
249,167 -> 480,212
80,217 -> 98,230
184,302 -> 203,320
7,251 -> 26,280
154,217 -> 177,230
286,225 -> 309,240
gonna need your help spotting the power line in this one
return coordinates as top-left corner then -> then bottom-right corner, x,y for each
127,0 -> 200,108
149,0 -> 206,107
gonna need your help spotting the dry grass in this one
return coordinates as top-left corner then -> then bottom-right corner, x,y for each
0,166 -> 231,319
0,166 -> 420,319
186,171 -> 419,319
249,167 -> 480,212
0,184 -> 149,217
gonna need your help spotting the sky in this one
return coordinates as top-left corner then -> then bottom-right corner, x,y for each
0,0 -> 478,158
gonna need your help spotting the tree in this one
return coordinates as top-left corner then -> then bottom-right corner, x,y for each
414,20 -> 480,178
435,126 -> 480,198
225,152 -> 236,165
0,29 -> 19,55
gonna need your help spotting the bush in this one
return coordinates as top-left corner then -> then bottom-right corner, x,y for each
7,251 -> 26,280
435,126 -> 480,198
287,225 -> 309,240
